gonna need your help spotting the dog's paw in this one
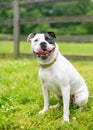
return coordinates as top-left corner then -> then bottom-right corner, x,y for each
63,118 -> 69,122
49,103 -> 59,109
63,116 -> 69,123
79,107 -> 83,112
39,110 -> 45,114
39,108 -> 48,114
62,120 -> 70,124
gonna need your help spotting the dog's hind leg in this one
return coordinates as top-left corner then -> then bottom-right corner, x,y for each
75,87 -> 88,110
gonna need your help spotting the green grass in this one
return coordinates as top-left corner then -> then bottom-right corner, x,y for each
0,40 -> 93,129
0,58 -> 93,129
0,41 -> 93,55
58,43 -> 93,55
0,41 -> 31,54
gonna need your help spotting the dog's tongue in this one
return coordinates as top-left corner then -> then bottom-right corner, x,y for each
39,49 -> 48,55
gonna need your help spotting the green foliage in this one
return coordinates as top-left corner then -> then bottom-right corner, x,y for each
0,58 -> 93,129
0,0 -> 93,35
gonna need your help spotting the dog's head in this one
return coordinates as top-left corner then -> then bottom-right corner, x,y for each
27,32 -> 56,60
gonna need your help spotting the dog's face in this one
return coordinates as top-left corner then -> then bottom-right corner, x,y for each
27,32 -> 56,60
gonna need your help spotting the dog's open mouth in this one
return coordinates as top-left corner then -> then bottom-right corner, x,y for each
33,47 -> 55,60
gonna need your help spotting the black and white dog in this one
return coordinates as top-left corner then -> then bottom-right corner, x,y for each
27,32 -> 89,122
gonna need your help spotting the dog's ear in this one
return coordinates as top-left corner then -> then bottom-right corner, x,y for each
27,33 -> 36,42
47,32 -> 56,38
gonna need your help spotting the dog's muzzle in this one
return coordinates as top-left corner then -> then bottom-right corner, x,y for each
33,47 -> 55,60
40,42 -> 47,51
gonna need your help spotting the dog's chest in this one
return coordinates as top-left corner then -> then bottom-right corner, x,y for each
39,68 -> 62,95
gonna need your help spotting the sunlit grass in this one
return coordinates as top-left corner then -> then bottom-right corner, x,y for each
0,34 -> 93,129
0,58 -> 93,129
59,42 -> 93,55
0,41 -> 93,56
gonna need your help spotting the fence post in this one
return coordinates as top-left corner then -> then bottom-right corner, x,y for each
13,0 -> 20,58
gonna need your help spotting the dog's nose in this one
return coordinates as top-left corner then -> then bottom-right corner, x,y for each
40,42 -> 47,50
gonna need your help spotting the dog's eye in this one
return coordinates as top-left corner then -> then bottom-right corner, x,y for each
34,39 -> 38,42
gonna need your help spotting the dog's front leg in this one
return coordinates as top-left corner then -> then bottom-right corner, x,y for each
62,85 -> 70,122
39,86 -> 49,114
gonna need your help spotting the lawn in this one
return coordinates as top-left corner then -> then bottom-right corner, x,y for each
0,40 -> 93,129
0,58 -> 93,130
0,41 -> 93,56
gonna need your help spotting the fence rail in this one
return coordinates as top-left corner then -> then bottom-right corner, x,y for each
1,15 -> 93,26
1,35 -> 93,42
0,2 -> 13,8
0,0 -> 80,8
0,53 -> 93,61
20,15 -> 93,24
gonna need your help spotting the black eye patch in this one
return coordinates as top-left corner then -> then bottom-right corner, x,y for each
44,34 -> 55,45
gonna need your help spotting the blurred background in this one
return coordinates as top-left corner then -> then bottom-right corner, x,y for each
0,0 -> 93,59
1,0 -> 93,35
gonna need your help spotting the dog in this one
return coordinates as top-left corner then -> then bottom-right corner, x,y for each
27,32 -> 89,122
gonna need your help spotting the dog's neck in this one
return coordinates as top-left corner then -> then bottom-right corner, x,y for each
39,51 -> 58,69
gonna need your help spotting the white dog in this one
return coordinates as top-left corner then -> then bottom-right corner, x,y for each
27,32 -> 89,122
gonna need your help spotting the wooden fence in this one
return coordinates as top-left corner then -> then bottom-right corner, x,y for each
0,0 -> 93,60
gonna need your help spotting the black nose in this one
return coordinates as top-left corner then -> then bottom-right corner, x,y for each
40,42 -> 47,50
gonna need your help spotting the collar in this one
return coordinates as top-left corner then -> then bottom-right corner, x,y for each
39,52 -> 58,69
